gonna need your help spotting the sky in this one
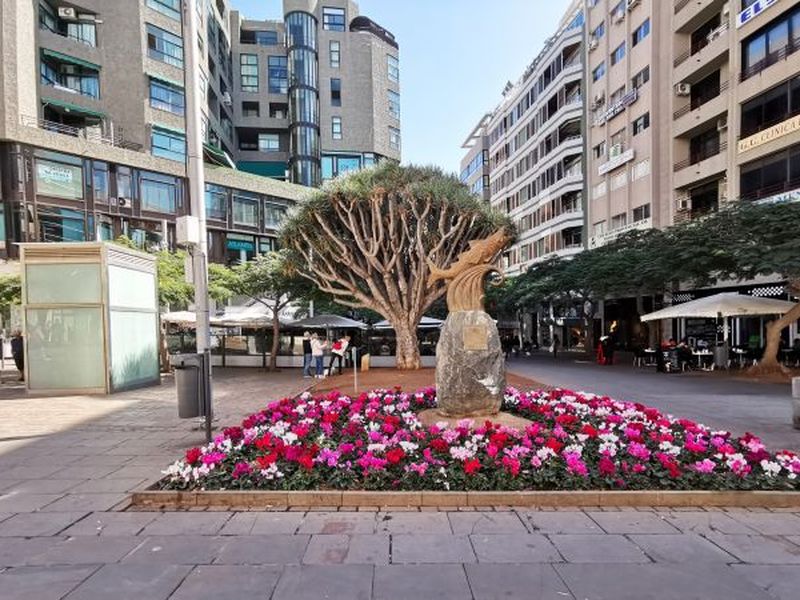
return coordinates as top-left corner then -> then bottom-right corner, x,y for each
232,0 -> 573,175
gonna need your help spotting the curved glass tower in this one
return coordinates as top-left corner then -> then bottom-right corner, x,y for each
285,10 -> 320,187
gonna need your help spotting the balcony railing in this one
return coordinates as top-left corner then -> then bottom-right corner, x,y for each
20,115 -> 143,151
673,139 -> 727,171
673,80 -> 729,119
673,22 -> 729,67
740,178 -> 800,202
741,40 -> 800,82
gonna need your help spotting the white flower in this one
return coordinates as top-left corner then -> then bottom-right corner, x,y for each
449,446 -> 474,460
760,460 -> 781,477
399,441 -> 419,453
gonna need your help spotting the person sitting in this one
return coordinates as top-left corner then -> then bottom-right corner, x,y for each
676,340 -> 693,371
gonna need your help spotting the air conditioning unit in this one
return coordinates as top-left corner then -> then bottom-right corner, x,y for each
221,91 -> 232,106
676,197 -> 690,211
675,82 -> 691,96
589,38 -> 599,51
118,197 -> 129,207
593,92 -> 605,105
58,7 -> 77,19
627,0 -> 640,10
613,10 -> 625,23
609,143 -> 623,157
716,116 -> 728,131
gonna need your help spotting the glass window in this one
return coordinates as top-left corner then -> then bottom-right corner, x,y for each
67,21 -> 96,46
322,156 -> 334,180
611,43 -> 625,65
322,7 -> 346,31
330,78 -> 342,106
331,116 -> 342,140
92,161 -> 108,203
388,89 -> 400,119
38,1 -> 56,32
258,133 -> 280,151
255,30 -> 279,45
147,0 -> 180,20
226,234 -> 255,265
240,53 -> 258,92
38,206 -> 86,242
633,112 -> 650,135
233,192 -> 259,227
116,167 -> 132,200
593,141 -> 606,159
264,203 -> 286,229
592,61 -> 606,81
268,56 -> 288,94
146,24 -> 183,67
205,184 -> 227,220
767,20 -> 789,55
389,126 -> 401,150
140,171 -> 178,213
35,158 -> 84,200
337,156 -> 361,175
151,126 -> 186,162
149,78 -> 185,114
633,204 -> 651,222
632,65 -> 650,89
632,18 -> 650,46
242,101 -> 259,117
330,40 -> 341,68
387,54 -> 399,83
39,53 -> 99,98
592,21 -> 605,40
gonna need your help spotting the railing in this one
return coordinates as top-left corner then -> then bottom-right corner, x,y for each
20,115 -> 143,151
673,80 -> 729,119
41,24 -> 96,47
740,178 -> 800,202
739,106 -> 800,141
673,140 -> 727,171
741,41 -> 800,82
673,23 -> 729,67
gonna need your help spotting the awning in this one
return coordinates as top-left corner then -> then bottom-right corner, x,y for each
152,123 -> 185,135
237,161 -> 287,178
640,293 -> 796,322
204,142 -> 236,168
373,316 -> 443,330
147,71 -> 184,88
288,314 -> 367,330
41,48 -> 100,71
42,98 -> 105,118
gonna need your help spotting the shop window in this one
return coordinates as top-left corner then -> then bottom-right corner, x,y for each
226,233 -> 255,265
35,157 -> 84,200
140,171 -> 179,213
205,183 -> 227,220
232,192 -> 258,226
92,162 -> 108,202
38,206 -> 86,242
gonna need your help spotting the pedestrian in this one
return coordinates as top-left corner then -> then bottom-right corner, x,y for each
552,334 -> 560,359
310,332 -> 327,378
301,331 -> 313,378
327,334 -> 350,376
10,330 -> 24,381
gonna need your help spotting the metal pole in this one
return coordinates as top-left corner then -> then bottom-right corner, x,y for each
353,345 -> 358,394
792,377 -> 800,430
183,0 -> 212,442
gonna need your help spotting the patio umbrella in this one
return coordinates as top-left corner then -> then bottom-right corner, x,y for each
161,311 -> 197,326
373,316 -> 443,330
639,293 -> 796,322
287,314 -> 367,330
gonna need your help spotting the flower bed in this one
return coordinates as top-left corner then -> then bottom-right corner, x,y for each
160,388 -> 800,492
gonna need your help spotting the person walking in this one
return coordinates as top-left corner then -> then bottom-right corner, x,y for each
310,333 -> 327,378
552,334 -> 560,360
301,331 -> 313,378
10,330 -> 24,381
327,335 -> 350,376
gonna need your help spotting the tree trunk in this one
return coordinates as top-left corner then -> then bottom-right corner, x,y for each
269,313 -> 280,371
749,301 -> 800,375
394,320 -> 421,370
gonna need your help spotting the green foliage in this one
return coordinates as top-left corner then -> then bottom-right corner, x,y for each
229,249 -> 313,308
0,275 -> 21,318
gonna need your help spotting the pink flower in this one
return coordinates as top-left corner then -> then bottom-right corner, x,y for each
692,459 -> 716,473
231,462 -> 251,479
202,451 -> 226,466
627,442 -> 651,461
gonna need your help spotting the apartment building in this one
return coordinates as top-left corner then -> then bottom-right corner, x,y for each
0,0 -> 399,263
462,1 -> 585,278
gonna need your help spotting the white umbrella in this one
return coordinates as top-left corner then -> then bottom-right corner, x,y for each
161,311 -> 196,325
373,316 -> 444,330
640,293 -> 795,322
288,314 -> 367,330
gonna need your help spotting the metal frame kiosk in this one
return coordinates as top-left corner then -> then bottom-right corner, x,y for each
20,242 -> 160,395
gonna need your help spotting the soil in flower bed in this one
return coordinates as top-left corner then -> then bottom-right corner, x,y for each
159,387 -> 800,493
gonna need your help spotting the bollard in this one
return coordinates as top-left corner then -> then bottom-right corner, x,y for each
793,377 -> 800,430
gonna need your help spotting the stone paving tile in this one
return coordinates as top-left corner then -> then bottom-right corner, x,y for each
725,512 -> 800,536
448,511 -> 528,535
0,511 -> 87,537
548,534 -> 650,563
26,536 -> 142,566
470,533 -> 562,563
5,479 -> 83,494
63,563 -> 192,600
524,511 -> 605,534
139,512 -> 232,535
0,512 -> 12,523
69,454 -> 134,467
377,512 -> 452,534
61,512 -> 159,536
53,466 -> 121,480
39,493 -> 128,513
731,564 -> 800,600
303,534 -> 389,565
586,510 -> 680,534
374,564 -> 471,600
214,534 -> 310,565
218,511 -> 304,535
391,534 -> 476,564
272,564 -> 373,600
298,511 -> 377,534
629,533 -> 738,563
0,480 -> 22,492
0,565 -> 99,600
703,533 -> 800,564
0,493 -> 65,512
66,478 -> 146,494
122,535 -> 222,565
466,563 -> 575,600
170,564 -> 283,600
0,537 -> 58,567
103,465 -> 161,480
661,511 -> 759,534
0,465 -> 62,480
556,563 -> 775,600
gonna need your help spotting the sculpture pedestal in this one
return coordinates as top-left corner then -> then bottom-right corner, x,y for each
435,310 -> 505,417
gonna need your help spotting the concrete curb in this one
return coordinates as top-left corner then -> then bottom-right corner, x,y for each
129,488 -> 800,510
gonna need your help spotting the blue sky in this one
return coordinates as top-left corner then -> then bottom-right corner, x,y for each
232,0 -> 573,174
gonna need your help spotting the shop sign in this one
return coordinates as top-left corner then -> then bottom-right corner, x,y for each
738,114 -> 800,153
226,239 -> 255,251
35,160 -> 83,199
588,217 -> 651,248
737,0 -> 778,28
598,148 -> 635,176
594,88 -> 638,126
755,188 -> 800,205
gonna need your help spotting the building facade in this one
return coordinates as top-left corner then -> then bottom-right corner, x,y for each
461,1 -> 585,278
0,0 -> 400,262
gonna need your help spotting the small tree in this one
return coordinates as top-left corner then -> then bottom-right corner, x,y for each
0,275 -> 21,326
281,162 -> 511,369
230,250 -> 314,371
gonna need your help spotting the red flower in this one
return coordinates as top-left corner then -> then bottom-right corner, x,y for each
385,447 -> 406,465
185,447 -> 202,465
255,453 -> 278,470
580,424 -> 598,438
223,426 -> 244,442
489,432 -> 509,448
464,458 -> 481,475
599,456 -> 616,476
545,438 -> 564,453
429,438 -> 449,453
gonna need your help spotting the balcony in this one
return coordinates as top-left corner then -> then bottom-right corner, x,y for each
673,140 -> 727,188
741,40 -> 800,82
673,24 -> 729,82
674,0 -> 727,34
20,114 -> 142,152
740,178 -> 800,203
673,80 -> 728,136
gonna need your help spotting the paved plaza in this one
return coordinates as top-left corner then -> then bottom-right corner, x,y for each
0,368 -> 799,599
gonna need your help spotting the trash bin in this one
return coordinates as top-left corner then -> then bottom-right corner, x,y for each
171,353 -> 206,418
714,345 -> 729,369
